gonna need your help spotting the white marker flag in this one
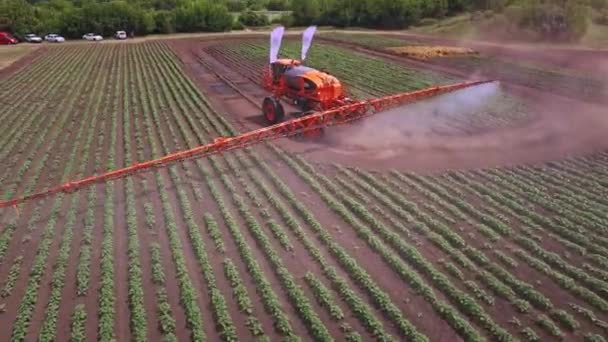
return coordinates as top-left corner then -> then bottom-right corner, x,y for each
301,26 -> 317,61
269,25 -> 285,63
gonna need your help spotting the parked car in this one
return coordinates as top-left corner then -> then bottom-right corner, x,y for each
0,32 -> 19,45
44,34 -> 65,43
114,30 -> 127,40
82,33 -> 103,41
24,33 -> 42,43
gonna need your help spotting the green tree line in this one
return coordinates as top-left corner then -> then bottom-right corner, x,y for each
0,0 -> 605,40
0,0 -> 235,37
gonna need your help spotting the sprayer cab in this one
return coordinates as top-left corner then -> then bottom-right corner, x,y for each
262,26 -> 352,125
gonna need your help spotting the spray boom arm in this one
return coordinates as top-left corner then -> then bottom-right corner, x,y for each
0,80 -> 494,210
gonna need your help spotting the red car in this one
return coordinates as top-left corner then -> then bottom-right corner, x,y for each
0,32 -> 19,45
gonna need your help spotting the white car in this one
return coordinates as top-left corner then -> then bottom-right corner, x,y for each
24,34 -> 42,43
115,31 -> 127,40
44,34 -> 65,43
83,33 -> 103,41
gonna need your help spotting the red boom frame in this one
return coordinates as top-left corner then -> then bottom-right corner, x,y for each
0,79 -> 494,210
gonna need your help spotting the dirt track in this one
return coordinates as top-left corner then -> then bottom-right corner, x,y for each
169,36 -> 608,173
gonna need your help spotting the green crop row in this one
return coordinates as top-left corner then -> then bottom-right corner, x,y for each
217,166 -> 333,341
169,167 -> 238,342
480,170 -> 608,248
37,195 -> 80,342
199,164 -> 297,340
150,244 -> 178,342
505,167 -> 608,232
390,172 -> 557,308
154,41 -> 394,336
133,43 -> 206,342
98,183 -> 116,342
122,43 -> 149,342
450,171 -> 608,312
9,45 -> 110,339
11,196 -> 64,341
2,47 -> 103,200
569,303 -> 608,333
98,44 -> 122,342
277,149 -> 490,341
0,48 -> 90,180
140,42 -> 301,339
1,255 -> 23,297
204,213 -> 225,253
464,281 -> 495,306
0,46 -> 67,97
304,272 -> 345,321
70,304 -> 87,342
346,168 -> 543,315
154,42 -> 406,337
223,258 -> 267,338
76,192 -> 93,296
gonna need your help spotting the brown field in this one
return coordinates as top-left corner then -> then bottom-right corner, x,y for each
0,32 -> 607,342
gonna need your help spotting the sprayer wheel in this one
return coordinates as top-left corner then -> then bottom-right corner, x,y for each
263,97 -> 284,125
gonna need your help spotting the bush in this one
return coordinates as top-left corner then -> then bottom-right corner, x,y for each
226,0 -> 246,12
418,18 -> 438,26
267,0 -> 289,11
506,0 -> 590,41
154,10 -> 175,33
232,19 -> 245,30
246,0 -> 267,11
174,1 -> 233,32
238,10 -> 269,26
271,13 -> 294,27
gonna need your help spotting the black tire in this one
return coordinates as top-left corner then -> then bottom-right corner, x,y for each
262,97 -> 284,125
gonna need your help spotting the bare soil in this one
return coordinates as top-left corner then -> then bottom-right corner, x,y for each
0,46 -> 47,78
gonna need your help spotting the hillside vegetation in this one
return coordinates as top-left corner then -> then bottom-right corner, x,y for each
0,0 -> 606,42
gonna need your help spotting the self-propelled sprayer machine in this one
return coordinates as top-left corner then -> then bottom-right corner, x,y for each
0,26 -> 494,210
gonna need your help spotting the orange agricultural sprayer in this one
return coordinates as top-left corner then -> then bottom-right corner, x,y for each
0,27 -> 495,210
261,26 -> 357,125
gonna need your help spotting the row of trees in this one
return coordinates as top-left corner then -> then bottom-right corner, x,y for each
0,0 -> 604,40
290,0 -> 473,29
0,0 -> 234,38
288,0 -> 599,38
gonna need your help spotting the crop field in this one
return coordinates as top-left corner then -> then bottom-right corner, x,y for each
0,35 -> 607,342
320,32 -> 608,105
201,39 -> 531,135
